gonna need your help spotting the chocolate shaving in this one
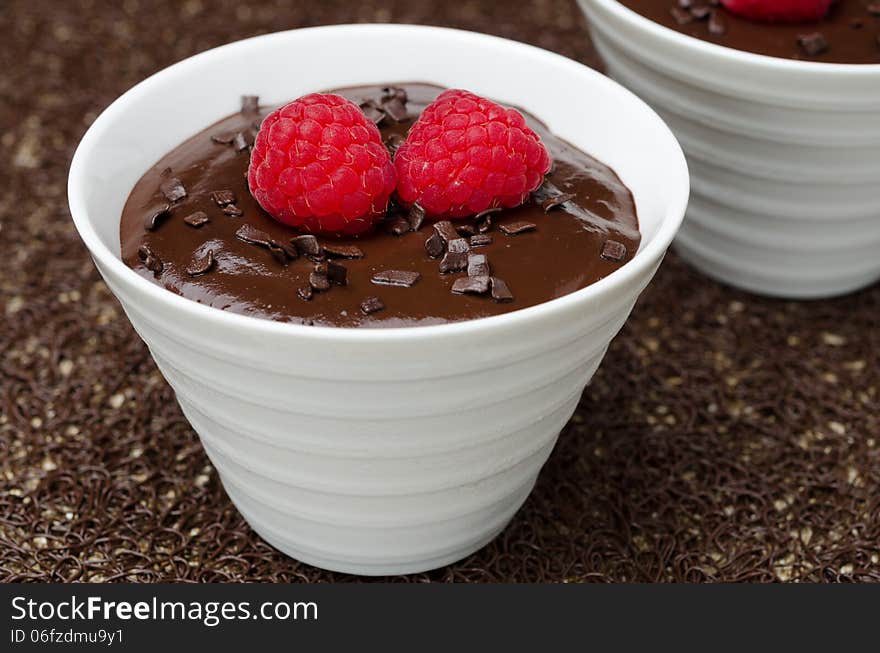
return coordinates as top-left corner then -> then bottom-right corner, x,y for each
359,99 -> 386,125
456,224 -> 477,237
490,277 -> 514,303
233,131 -> 249,152
223,204 -> 244,217
278,242 -> 299,260
447,238 -> 470,254
322,243 -> 364,259
240,95 -> 259,114
291,234 -> 322,257
542,193 -> 575,212
690,5 -> 711,20
137,245 -> 163,276
389,217 -> 411,236
144,255 -> 163,275
425,232 -> 445,258
670,7 -> 693,24
210,132 -> 236,144
266,242 -> 290,265
475,207 -> 501,233
379,86 -> 408,122
186,249 -> 215,277
407,203 -> 426,232
475,209 -> 501,234
467,254 -> 491,277
708,10 -> 726,35
499,221 -> 536,236
600,239 -> 627,262
183,211 -> 209,228
360,296 -> 385,315
439,251 -> 468,274
381,97 -> 408,122
143,204 -> 171,231
470,234 -> 493,248
798,32 -> 829,56
451,275 -> 490,295
381,86 -> 408,104
234,224 -> 271,247
325,261 -> 348,286
308,271 -> 330,292
297,285 -> 313,301
235,225 -> 295,264
475,208 -> 502,219
433,220 -> 460,243
159,177 -> 186,203
868,2 -> 880,15
371,270 -> 421,287
211,190 -> 236,206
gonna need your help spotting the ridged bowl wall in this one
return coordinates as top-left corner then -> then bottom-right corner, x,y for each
579,0 -> 880,299
68,25 -> 689,575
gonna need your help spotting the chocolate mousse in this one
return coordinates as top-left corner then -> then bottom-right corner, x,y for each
619,0 -> 880,63
119,84 -> 640,328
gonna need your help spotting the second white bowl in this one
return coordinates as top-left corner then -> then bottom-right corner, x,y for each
580,0 -> 880,299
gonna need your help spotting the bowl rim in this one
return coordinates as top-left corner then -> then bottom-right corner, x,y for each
584,0 -> 880,75
67,23 -> 689,343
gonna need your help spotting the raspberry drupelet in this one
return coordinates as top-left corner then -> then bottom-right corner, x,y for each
720,0 -> 833,22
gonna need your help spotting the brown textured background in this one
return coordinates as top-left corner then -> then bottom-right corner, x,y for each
1,0 -> 878,583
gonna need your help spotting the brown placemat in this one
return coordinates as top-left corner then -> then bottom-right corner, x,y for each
1,0 -> 878,583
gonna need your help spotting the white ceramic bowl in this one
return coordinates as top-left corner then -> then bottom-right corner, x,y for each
579,0 -> 880,299
68,24 -> 688,575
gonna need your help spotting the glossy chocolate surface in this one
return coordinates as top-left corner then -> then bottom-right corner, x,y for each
619,0 -> 880,63
120,84 -> 640,327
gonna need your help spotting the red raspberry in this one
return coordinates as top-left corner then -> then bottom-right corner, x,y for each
720,0 -> 833,22
394,90 -> 552,218
247,93 -> 397,236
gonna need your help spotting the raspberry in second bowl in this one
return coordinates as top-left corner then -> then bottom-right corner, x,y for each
720,0 -> 834,23
248,93 -> 397,236
394,90 -> 552,218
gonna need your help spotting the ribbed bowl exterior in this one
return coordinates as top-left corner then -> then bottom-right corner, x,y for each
96,257 -> 653,574
580,0 -> 880,299
68,25 -> 688,575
